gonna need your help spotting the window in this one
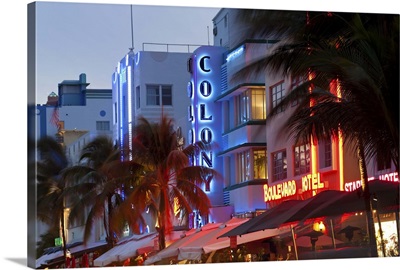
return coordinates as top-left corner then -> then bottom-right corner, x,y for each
290,76 -> 305,106
146,84 -> 172,106
272,150 -> 287,182
254,149 -> 267,179
271,81 -> 285,113
238,150 -> 250,183
236,91 -> 250,124
136,86 -> 140,109
318,139 -> 332,169
96,121 -> 110,131
146,85 -> 159,106
235,89 -> 266,125
324,139 -> 332,168
252,89 -> 266,119
294,143 -> 310,176
162,86 -> 172,105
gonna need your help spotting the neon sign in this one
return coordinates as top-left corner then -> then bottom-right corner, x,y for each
263,180 -> 297,202
344,172 -> 398,192
199,56 -> 211,72
263,173 -> 325,202
302,173 -> 324,192
378,172 -> 398,182
226,45 -> 245,62
188,47 -> 226,195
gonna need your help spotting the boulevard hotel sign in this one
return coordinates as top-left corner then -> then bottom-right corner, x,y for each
264,171 -> 399,201
187,46 -> 225,205
263,173 -> 325,202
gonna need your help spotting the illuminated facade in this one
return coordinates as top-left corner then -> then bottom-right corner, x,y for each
112,50 -> 192,161
196,8 -> 398,218
112,48 -> 197,230
185,9 -> 274,219
263,73 -> 362,205
111,8 -> 398,236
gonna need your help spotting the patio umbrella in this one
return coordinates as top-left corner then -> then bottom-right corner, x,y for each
93,233 -> 158,267
145,218 -> 290,264
301,180 -> 400,222
217,200 -> 304,238
35,240 -> 108,268
144,223 -> 223,265
219,189 -> 349,240
338,225 -> 362,242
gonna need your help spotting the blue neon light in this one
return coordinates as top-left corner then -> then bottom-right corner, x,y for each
127,65 -> 133,161
135,52 -> 140,65
226,45 -> 245,62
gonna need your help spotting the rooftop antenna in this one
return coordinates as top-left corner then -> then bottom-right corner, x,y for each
129,4 -> 134,52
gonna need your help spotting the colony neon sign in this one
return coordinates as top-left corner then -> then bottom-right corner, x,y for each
188,54 -> 217,192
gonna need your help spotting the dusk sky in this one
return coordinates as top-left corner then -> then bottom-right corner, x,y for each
35,2 -> 220,105
0,0 -> 399,270
33,0 -> 400,105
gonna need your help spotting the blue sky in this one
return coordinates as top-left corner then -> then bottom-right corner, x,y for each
0,0 -> 399,270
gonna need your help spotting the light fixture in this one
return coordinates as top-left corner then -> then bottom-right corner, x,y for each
319,221 -> 326,232
313,221 -> 325,232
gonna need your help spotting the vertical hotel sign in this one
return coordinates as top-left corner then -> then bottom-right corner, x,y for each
188,46 -> 225,199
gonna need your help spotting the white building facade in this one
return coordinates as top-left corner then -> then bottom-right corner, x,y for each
35,73 -> 113,244
112,50 -> 192,161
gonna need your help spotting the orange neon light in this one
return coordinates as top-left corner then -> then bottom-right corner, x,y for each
308,69 -> 318,196
334,79 -> 345,190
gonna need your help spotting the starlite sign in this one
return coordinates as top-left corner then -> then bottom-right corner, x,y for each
344,171 -> 398,192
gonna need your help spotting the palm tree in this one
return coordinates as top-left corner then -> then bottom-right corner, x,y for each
112,115 -> 220,250
36,226 -> 60,258
235,10 -> 399,171
61,136 -> 142,247
232,9 -> 398,257
36,136 -> 70,264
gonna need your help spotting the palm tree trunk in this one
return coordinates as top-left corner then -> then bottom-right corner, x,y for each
158,220 -> 166,251
158,192 -> 167,250
103,208 -> 109,245
376,208 -> 386,256
60,212 -> 68,266
357,140 -> 378,257
107,195 -> 115,247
